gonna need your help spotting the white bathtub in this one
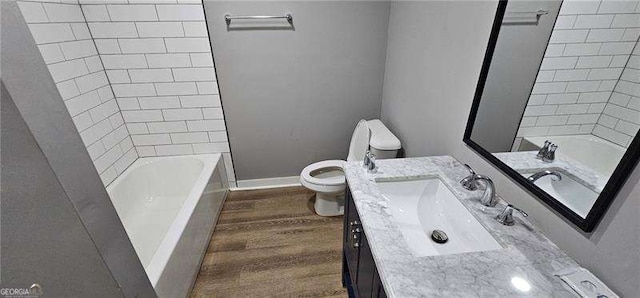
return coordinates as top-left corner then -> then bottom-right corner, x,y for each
519,135 -> 626,176
107,154 -> 228,297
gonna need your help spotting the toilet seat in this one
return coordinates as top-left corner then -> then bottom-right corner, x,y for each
300,160 -> 346,194
300,119 -> 372,216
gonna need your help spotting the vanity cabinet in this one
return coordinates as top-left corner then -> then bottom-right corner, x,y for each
343,184 -> 386,298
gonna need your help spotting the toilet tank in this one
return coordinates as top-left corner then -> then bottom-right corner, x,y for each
367,119 -> 401,159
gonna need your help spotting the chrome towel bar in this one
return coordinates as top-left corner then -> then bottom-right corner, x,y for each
508,9 -> 549,17
224,13 -> 293,24
503,9 -> 549,24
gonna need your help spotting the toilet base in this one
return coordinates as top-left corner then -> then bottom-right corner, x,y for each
314,192 -> 345,216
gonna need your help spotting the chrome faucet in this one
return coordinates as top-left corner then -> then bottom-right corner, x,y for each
527,170 -> 562,183
460,164 -> 478,191
463,174 -> 497,207
495,204 -> 528,226
536,140 -> 551,159
536,140 -> 558,162
543,144 -> 558,162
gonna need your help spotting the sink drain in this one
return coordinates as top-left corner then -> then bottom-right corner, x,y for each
431,230 -> 448,244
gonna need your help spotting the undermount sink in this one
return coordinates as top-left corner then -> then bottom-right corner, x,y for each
375,178 -> 502,257
522,171 -> 598,219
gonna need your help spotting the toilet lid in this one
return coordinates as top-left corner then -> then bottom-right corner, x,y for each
346,119 -> 370,162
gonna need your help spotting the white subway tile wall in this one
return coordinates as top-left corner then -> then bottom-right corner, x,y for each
593,44 -> 640,146
517,0 -> 640,147
18,0 -> 236,185
18,0 -> 138,186
81,1 -> 236,183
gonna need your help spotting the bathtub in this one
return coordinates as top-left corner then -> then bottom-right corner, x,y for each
519,135 -> 626,176
106,154 -> 228,297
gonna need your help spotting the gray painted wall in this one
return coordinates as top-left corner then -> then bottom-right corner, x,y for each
380,1 -> 639,296
1,2 -> 155,296
205,1 -> 390,180
471,1 -> 562,152
1,82 -> 123,297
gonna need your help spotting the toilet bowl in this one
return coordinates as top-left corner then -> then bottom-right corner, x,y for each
300,119 -> 401,216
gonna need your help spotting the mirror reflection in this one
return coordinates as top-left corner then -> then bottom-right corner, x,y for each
469,0 -> 640,219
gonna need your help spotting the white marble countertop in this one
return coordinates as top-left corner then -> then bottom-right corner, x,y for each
344,156 -> 582,297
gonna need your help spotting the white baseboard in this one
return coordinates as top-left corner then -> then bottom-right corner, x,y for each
232,176 -> 302,191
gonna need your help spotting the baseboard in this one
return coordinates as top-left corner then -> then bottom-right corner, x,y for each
233,176 -> 301,190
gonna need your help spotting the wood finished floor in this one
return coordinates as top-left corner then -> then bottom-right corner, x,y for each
190,186 -> 348,298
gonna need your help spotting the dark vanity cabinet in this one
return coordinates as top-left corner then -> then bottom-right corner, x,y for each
343,184 -> 386,298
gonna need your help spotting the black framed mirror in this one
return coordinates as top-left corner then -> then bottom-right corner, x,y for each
464,0 -> 640,232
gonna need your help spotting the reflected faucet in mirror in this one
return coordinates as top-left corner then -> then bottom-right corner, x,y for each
536,140 -> 551,159
535,140 -> 558,162
544,144 -> 557,163
527,170 -> 562,183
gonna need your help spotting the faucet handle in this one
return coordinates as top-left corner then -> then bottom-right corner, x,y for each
537,140 -> 551,159
543,144 -> 557,162
463,164 -> 476,175
495,204 -> 528,226
511,205 -> 528,217
460,164 -> 478,190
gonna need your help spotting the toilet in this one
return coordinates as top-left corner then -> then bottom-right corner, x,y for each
300,119 -> 401,216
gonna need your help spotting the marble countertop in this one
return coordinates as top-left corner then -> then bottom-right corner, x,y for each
344,156 -> 582,297
494,151 -> 608,193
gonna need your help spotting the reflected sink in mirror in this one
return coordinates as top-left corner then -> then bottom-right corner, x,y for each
521,171 -> 598,219
375,178 -> 502,257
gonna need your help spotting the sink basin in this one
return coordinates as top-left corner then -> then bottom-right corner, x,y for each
522,171 -> 598,219
376,178 -> 502,257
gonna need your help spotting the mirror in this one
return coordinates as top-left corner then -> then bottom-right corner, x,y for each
464,0 -> 640,232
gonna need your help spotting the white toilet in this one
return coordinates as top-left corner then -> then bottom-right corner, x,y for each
300,119 -> 401,216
